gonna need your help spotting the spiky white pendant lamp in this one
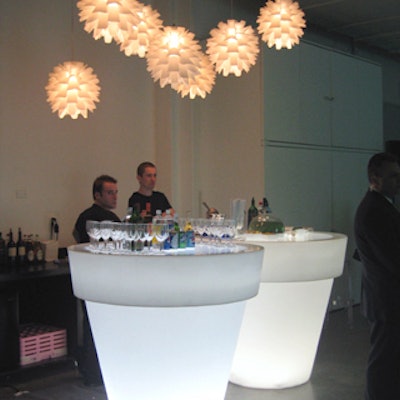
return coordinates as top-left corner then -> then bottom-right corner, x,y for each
257,0 -> 306,50
77,0 -> 140,44
45,61 -> 101,119
176,52 -> 216,99
146,25 -> 203,90
206,19 -> 259,77
119,2 -> 163,58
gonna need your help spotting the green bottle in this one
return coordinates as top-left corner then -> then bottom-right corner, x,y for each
247,197 -> 259,229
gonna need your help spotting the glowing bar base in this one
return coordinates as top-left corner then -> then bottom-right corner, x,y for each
87,300 -> 245,400
230,232 -> 347,389
230,280 -> 332,389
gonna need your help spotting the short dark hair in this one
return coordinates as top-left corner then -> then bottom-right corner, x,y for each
137,161 -> 156,177
92,175 -> 117,199
367,152 -> 399,182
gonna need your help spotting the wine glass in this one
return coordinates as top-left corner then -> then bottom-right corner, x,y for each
192,218 -> 207,244
222,219 -> 236,246
137,224 -> 148,252
132,224 -> 145,251
86,220 -> 101,252
99,221 -> 113,252
110,222 -> 124,253
153,223 -> 170,251
124,223 -> 138,252
143,224 -> 156,251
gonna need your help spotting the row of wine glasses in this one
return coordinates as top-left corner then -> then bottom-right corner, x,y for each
86,221 -> 169,254
189,218 -> 237,244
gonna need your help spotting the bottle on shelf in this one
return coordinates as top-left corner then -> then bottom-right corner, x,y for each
7,228 -> 17,265
25,235 -> 35,264
34,234 -> 44,264
0,232 -> 7,266
16,227 -> 26,265
247,197 -> 259,229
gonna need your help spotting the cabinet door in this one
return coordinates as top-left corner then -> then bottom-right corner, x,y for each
263,47 -> 300,143
264,43 -> 331,146
299,43 -> 331,146
264,145 -> 332,230
331,53 -> 360,148
357,61 -> 383,150
331,54 -> 383,150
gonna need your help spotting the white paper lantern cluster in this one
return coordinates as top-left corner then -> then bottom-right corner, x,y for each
176,52 -> 216,99
77,0 -> 140,44
257,0 -> 306,50
45,61 -> 101,119
119,2 -> 163,58
46,0 -> 307,118
206,19 -> 259,77
146,26 -> 204,90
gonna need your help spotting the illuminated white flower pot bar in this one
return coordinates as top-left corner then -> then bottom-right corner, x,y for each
230,231 -> 347,389
68,243 -> 264,400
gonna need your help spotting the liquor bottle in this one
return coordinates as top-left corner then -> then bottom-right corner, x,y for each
143,202 -> 152,223
0,232 -> 6,266
25,235 -> 35,264
262,197 -> 272,213
130,203 -> 143,223
7,228 -> 17,265
34,234 -> 44,264
16,227 -> 26,264
247,197 -> 259,228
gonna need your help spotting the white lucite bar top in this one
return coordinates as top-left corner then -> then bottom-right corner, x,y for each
67,243 -> 264,307
237,231 -> 348,282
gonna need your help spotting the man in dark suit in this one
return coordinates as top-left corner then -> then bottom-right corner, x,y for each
354,152 -> 400,400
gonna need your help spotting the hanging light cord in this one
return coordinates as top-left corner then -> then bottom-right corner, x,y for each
70,0 -> 75,60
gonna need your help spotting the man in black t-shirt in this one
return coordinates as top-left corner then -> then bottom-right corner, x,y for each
72,175 -> 120,387
128,161 -> 174,218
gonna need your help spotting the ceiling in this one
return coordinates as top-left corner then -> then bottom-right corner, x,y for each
245,0 -> 400,60
299,0 -> 400,58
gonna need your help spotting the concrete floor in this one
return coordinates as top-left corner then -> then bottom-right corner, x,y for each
0,306 -> 369,400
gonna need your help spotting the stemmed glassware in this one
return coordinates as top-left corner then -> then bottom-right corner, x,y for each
191,218 -> 207,243
125,224 -> 138,252
86,220 -> 102,252
153,223 -> 170,251
143,224 -> 155,251
99,221 -> 113,252
85,220 -> 238,255
110,222 -> 125,252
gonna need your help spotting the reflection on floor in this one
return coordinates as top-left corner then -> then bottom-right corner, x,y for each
0,306 -> 369,400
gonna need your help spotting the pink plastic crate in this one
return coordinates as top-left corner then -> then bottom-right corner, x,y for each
20,324 -> 67,366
